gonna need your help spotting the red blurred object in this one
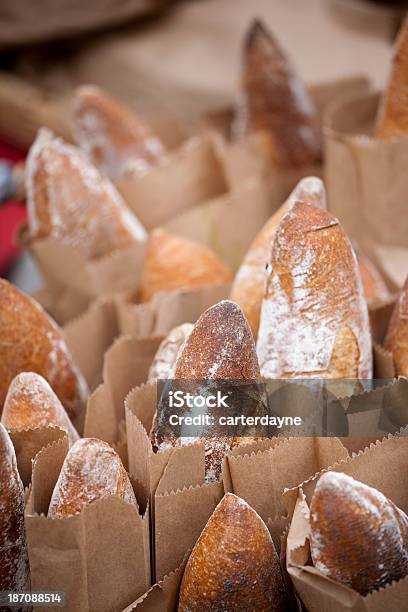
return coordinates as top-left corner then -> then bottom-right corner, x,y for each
0,139 -> 27,277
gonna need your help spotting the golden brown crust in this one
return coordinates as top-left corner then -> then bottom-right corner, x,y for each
256,202 -> 372,378
231,177 -> 326,337
234,19 -> 322,167
178,493 -> 287,611
174,300 -> 260,380
0,279 -> 88,422
0,423 -> 31,594
48,438 -> 137,518
310,471 -> 408,595
355,247 -> 391,304
73,85 -> 165,179
2,372 -> 79,445
140,229 -> 232,303
375,18 -> 408,140
384,277 -> 408,376
155,301 -> 261,481
26,128 -> 146,259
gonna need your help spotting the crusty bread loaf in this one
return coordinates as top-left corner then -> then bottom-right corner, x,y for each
310,471 -> 408,595
148,323 -> 193,382
233,19 -> 322,167
48,438 -> 137,517
0,423 -> 31,595
26,128 -> 146,260
256,202 -> 372,378
178,493 -> 287,611
0,279 -> 88,422
2,372 -> 79,445
73,85 -> 165,180
355,247 -> 391,304
375,18 -> 408,140
231,176 -> 326,338
140,229 -> 232,303
384,277 -> 408,376
154,300 -> 261,481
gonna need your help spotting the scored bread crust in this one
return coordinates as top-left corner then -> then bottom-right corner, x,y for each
375,18 -> 408,140
155,301 -> 261,481
2,372 -> 79,446
310,471 -> 408,595
384,277 -> 408,376
178,493 -> 287,611
26,128 -> 146,260
0,280 -> 88,422
0,423 -> 31,595
231,177 -> 326,338
256,202 -> 372,378
48,438 -> 137,518
233,19 -> 322,167
73,85 -> 164,180
140,229 -> 232,303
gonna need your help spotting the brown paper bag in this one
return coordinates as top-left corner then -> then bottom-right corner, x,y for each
23,227 -> 146,314
324,90 -> 408,290
117,135 -> 230,230
25,433 -> 151,612
115,283 -> 231,337
84,335 -> 163,444
286,431 -> 408,612
222,437 -> 349,526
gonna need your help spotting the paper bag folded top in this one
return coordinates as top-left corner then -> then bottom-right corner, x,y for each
286,431 -> 408,612
324,90 -> 408,290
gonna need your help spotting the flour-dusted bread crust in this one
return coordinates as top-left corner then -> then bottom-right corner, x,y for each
178,493 -> 287,611
154,301 -> 260,481
384,277 -> 408,376
231,177 -> 326,338
48,438 -> 137,518
2,372 -> 79,445
310,471 -> 408,595
73,85 -> 164,180
174,300 -> 260,380
26,128 -> 146,259
0,280 -> 88,421
233,19 -> 322,167
148,323 -> 194,382
0,423 -> 31,595
375,18 -> 408,140
256,202 -> 372,378
140,229 -> 232,303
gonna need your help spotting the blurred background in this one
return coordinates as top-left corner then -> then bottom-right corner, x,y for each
0,0 -> 407,289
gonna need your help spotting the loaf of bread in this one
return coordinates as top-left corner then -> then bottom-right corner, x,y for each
48,438 -> 137,517
148,323 -> 193,381
73,85 -> 165,180
233,19 -> 322,167
375,18 -> 408,140
26,128 -> 146,260
354,247 -> 391,304
0,279 -> 88,422
0,423 -> 31,595
256,202 -> 373,378
231,176 -> 326,338
153,300 -> 261,481
2,372 -> 79,445
310,471 -> 408,595
140,229 -> 232,303
178,493 -> 287,611
384,277 -> 408,376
